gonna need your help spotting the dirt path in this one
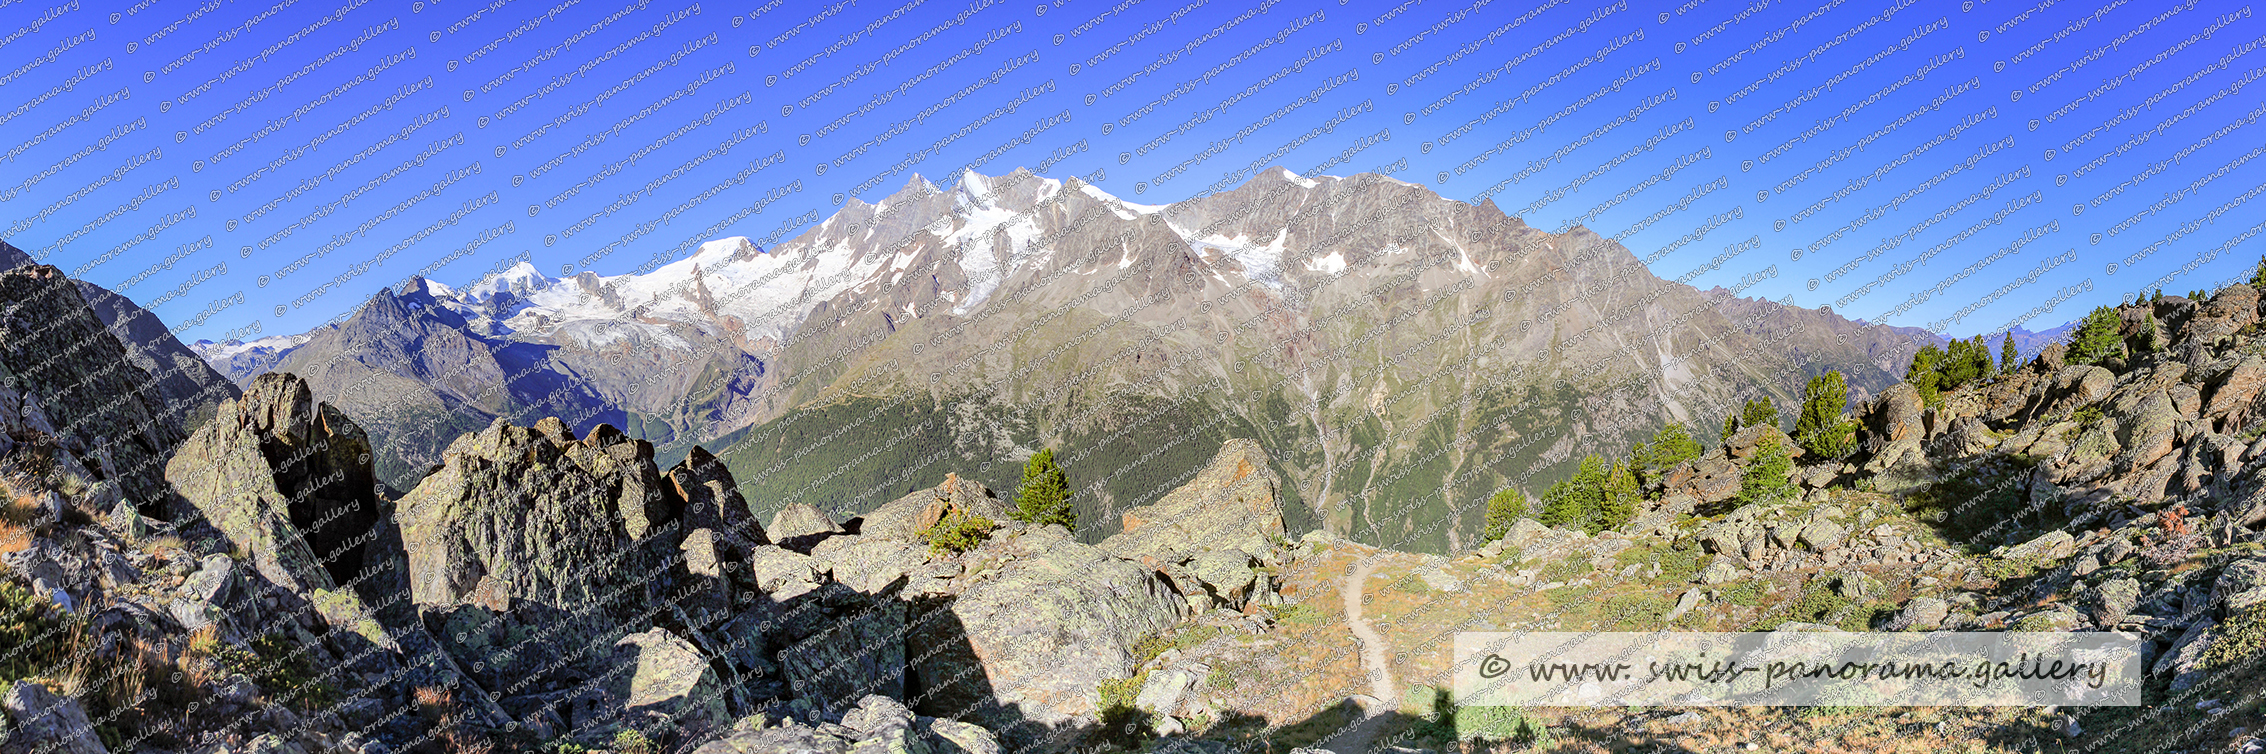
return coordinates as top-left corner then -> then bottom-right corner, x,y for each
1326,554 -> 1398,754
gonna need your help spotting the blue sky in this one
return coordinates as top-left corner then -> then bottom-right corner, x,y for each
5,0 -> 2264,344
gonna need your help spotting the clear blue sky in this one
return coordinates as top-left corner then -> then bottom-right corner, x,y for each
5,0 -> 2263,344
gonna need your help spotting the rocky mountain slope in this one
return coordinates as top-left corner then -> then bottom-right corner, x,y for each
196,168 -> 1935,553
8,257 -> 2266,754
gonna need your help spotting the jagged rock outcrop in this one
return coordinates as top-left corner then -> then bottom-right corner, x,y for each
907,523 -> 1187,736
396,417 -> 687,611
858,473 -> 1011,541
0,265 -> 194,511
1101,438 -> 1284,564
164,373 -> 389,609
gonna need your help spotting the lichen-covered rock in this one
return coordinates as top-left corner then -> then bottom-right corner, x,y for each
909,526 -> 1185,736
1862,383 -> 1925,457
2041,365 -> 2116,418
770,503 -> 846,546
2089,577 -> 2142,626
395,417 -> 685,615
1888,597 -> 1948,631
1,680 -> 106,754
775,587 -> 906,718
2154,617 -> 2216,691
165,373 -> 387,615
745,545 -> 830,602
616,628 -> 729,742
2214,559 -> 2266,614
1101,439 -> 1283,564
810,536 -> 939,595
857,473 -> 1009,542
1188,549 -> 1257,607
920,717 -> 1000,754
690,717 -> 855,754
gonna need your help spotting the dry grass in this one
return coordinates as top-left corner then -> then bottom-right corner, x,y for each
414,685 -> 456,724
0,493 -> 37,554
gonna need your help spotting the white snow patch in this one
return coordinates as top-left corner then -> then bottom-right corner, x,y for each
1306,251 -> 1347,274
1280,168 -> 1319,188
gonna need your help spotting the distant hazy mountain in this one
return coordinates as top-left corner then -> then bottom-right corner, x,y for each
199,168 -> 1936,551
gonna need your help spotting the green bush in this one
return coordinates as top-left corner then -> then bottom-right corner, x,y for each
1094,673 -> 1153,745
2202,604 -> 2266,670
918,509 -> 995,555
2001,333 -> 2022,372
1538,456 -> 1636,535
1264,602 -> 1324,626
1723,396 -> 1781,439
1907,337 -> 1997,404
235,632 -> 339,712
0,578 -> 70,684
1631,421 -> 1702,487
612,727 -> 656,754
1758,580 -> 1852,631
1538,556 -> 1592,584
1617,542 -> 1705,584
1452,704 -> 1548,744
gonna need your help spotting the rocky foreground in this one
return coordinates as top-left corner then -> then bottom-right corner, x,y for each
4,255 -> 2266,754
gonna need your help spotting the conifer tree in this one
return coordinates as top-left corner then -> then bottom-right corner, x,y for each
1482,488 -> 1527,544
1735,434 -> 1797,509
1639,422 -> 1702,485
1012,448 -> 1075,529
1794,371 -> 1858,461
2066,306 -> 2125,366
1540,455 -> 1608,532
2000,333 -> 2021,373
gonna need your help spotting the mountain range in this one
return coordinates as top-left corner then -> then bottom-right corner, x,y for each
189,167 -> 1944,552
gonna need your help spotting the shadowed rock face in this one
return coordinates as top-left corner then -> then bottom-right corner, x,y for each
0,264 -> 191,510
907,524 -> 1187,736
394,417 -> 687,613
75,278 -> 240,435
164,372 -> 386,596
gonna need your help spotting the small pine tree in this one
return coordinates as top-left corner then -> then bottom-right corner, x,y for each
2066,305 -> 2125,366
1907,343 -> 1945,404
1739,396 -> 1779,432
1794,371 -> 1858,461
1735,434 -> 1797,509
1482,487 -> 1528,544
2134,312 -> 2162,353
2000,333 -> 2021,373
1598,460 -> 1639,533
2253,256 -> 2266,288
1539,455 -> 1608,532
1011,448 -> 1075,529
1640,422 -> 1702,485
1721,412 -> 1742,441
919,508 -> 996,554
